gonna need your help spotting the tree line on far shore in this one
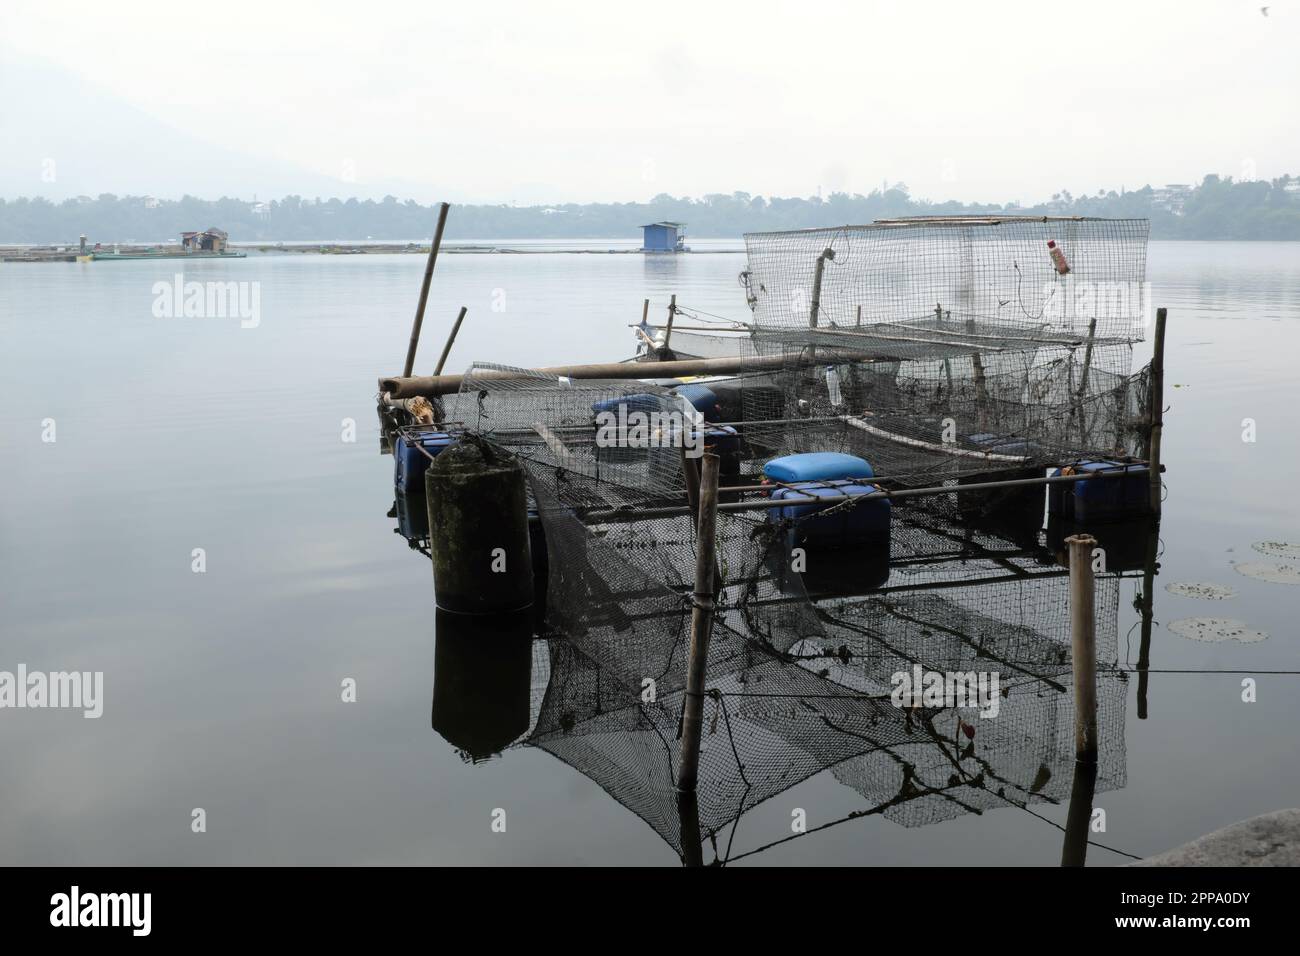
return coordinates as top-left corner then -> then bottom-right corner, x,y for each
3,174 -> 1299,244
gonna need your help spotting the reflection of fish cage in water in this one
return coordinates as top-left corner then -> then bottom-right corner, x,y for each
396,216 -> 1160,863
514,547 -> 1129,859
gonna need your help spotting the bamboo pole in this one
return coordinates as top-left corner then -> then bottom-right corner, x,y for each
533,423 -> 576,468
662,294 -> 677,356
582,464 -> 1165,521
794,322 -> 1024,352
380,350 -> 884,398
433,306 -> 468,376
1148,307 -> 1167,514
628,323 -> 749,333
680,445 -> 724,591
891,318 -> 1077,347
1073,316 -> 1098,444
843,416 -> 1029,462
680,445 -> 701,529
808,248 -> 833,364
676,452 -> 721,793
402,202 -> 451,378
810,253 -> 830,329
1067,533 -> 1098,764
971,352 -> 989,430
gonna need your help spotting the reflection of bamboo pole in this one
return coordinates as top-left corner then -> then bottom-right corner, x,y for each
1067,534 -> 1098,763
1060,759 -> 1098,867
678,788 -> 704,867
677,453 -> 721,793
1137,517 -> 1160,720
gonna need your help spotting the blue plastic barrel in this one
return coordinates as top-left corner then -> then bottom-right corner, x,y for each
764,452 -> 874,483
768,479 -> 891,548
395,431 -> 455,494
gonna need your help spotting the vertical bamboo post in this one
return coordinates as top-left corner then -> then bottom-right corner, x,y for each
971,352 -> 989,431
403,202 -> 451,377
662,294 -> 677,355
676,452 -> 721,793
681,445 -> 723,591
1148,307 -> 1167,514
808,249 -> 834,365
680,445 -> 701,529
433,306 -> 469,376
641,297 -> 650,328
1073,316 -> 1098,444
810,256 -> 826,330
1067,533 -> 1098,763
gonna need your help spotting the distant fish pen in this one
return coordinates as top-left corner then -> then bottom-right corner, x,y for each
378,214 -> 1164,864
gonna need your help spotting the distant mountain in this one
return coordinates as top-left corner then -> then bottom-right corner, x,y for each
5,176 -> 1300,245
0,52 -> 426,202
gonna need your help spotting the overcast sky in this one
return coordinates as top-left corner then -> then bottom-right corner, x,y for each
2,0 -> 1296,203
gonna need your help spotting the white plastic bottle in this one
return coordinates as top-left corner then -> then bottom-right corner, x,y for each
825,366 -> 843,407
1047,239 -> 1070,275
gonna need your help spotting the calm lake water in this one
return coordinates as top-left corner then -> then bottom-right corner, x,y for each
1,241 -> 1298,865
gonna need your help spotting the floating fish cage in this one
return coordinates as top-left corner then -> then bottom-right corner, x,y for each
380,216 -> 1161,861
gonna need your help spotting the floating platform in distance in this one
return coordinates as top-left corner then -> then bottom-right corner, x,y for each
88,251 -> 248,261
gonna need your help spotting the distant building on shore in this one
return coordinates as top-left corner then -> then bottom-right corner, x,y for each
1151,185 -> 1192,216
181,227 -> 229,253
641,221 -> 686,253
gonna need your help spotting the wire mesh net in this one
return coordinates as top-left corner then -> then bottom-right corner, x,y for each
742,217 -> 1150,342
